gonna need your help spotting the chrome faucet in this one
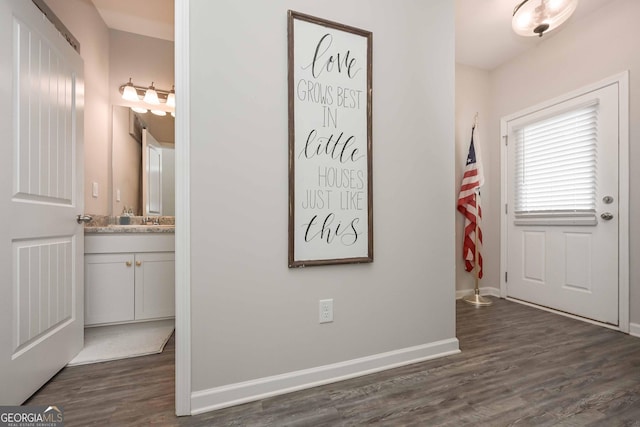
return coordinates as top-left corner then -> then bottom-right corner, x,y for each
143,216 -> 160,225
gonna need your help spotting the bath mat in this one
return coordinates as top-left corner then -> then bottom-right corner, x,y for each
68,319 -> 174,366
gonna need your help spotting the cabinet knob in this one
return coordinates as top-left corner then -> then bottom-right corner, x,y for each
126,261 -> 132,267
136,261 -> 142,267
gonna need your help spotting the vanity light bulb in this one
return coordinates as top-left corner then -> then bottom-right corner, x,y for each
143,83 -> 160,105
121,78 -> 139,101
151,109 -> 167,116
166,91 -> 176,108
131,106 -> 148,114
122,85 -> 139,101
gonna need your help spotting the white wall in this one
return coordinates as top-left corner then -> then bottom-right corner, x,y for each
454,64 -> 491,294
486,0 -> 640,324
188,0 -> 456,409
43,0 -> 110,215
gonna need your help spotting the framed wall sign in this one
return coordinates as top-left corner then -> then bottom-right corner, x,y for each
287,11 -> 373,268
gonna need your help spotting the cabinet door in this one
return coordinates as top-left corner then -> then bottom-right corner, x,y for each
134,252 -> 175,320
85,254 -> 135,325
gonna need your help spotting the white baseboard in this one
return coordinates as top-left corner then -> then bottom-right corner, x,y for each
456,286 -> 500,300
190,338 -> 460,415
630,323 -> 640,338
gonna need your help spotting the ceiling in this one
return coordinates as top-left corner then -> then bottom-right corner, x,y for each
91,0 -> 174,41
456,0 -> 616,70
90,0 -> 615,71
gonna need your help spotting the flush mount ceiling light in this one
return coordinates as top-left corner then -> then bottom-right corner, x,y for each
512,0 -> 579,37
118,78 -> 175,115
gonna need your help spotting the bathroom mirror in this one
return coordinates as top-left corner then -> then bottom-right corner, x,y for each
111,105 -> 175,216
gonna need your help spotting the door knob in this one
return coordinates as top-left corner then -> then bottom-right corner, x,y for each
600,212 -> 614,221
136,261 -> 142,267
126,261 -> 132,267
76,214 -> 93,224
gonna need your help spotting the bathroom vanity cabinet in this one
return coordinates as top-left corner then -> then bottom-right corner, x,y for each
84,231 -> 175,326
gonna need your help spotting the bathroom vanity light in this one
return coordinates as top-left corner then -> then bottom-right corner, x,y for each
166,86 -> 176,108
143,83 -> 160,105
121,78 -> 139,102
131,106 -> 148,114
167,87 -> 176,117
118,78 -> 175,115
512,0 -> 578,37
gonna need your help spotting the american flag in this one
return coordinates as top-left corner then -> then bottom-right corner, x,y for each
457,126 -> 484,278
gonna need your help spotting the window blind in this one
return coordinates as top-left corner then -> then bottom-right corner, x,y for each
514,101 -> 599,225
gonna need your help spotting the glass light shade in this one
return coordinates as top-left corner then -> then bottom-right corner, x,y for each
151,109 -> 167,116
131,106 -> 148,114
122,81 -> 139,102
512,0 -> 578,37
143,83 -> 160,105
166,91 -> 176,108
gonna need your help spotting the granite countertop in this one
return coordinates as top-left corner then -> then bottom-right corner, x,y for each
83,214 -> 175,233
85,225 -> 175,234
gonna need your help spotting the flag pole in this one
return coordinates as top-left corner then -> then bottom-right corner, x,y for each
463,189 -> 492,306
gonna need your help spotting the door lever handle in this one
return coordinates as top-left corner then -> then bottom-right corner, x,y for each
76,214 -> 93,224
600,212 -> 614,221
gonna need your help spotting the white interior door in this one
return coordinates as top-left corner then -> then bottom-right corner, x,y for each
504,82 -> 619,325
142,129 -> 163,216
0,0 -> 84,404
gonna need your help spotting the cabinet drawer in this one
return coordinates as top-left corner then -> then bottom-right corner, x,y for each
85,233 -> 175,254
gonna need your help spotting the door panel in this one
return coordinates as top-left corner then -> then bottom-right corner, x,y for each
15,238 -> 73,351
506,83 -> 619,325
522,231 -> 545,283
15,14 -> 74,203
0,0 -> 83,404
142,129 -> 163,216
564,232 -> 592,291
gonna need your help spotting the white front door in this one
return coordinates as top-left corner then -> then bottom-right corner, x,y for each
504,81 -> 621,325
0,0 -> 84,404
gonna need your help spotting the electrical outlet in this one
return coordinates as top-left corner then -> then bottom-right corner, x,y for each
319,299 -> 333,323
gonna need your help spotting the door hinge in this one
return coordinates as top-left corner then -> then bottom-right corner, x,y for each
505,203 -> 508,214
503,135 -> 508,146
505,271 -> 508,283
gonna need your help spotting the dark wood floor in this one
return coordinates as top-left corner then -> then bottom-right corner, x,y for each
27,298 -> 640,426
